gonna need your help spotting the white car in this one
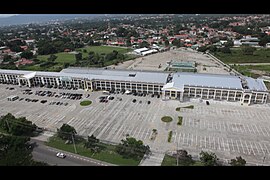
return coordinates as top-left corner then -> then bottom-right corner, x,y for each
56,152 -> 66,158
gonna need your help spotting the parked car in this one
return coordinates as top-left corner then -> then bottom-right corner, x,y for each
56,152 -> 66,158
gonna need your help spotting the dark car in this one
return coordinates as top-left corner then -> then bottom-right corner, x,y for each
206,101 -> 210,105
108,96 -> 114,100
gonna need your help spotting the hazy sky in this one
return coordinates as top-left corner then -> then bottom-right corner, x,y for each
0,14 -> 18,18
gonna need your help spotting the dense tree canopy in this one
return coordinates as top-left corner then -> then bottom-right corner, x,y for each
20,50 -> 33,59
230,156 -> 246,166
0,113 -> 37,136
116,137 -> 150,160
57,124 -> 77,141
199,151 -> 219,166
0,134 -> 47,166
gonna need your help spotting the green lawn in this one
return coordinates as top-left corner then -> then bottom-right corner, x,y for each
45,136 -> 140,166
161,154 -> 204,166
80,100 -> 92,106
26,46 -> 134,72
38,52 -> 76,64
161,116 -> 173,123
214,48 -> 270,64
80,46 -> 131,55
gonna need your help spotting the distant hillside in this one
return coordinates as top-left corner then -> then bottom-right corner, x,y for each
0,14 -> 103,27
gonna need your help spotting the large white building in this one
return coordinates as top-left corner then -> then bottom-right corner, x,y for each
0,68 -> 268,105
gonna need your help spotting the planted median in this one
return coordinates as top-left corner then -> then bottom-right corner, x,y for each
80,100 -> 92,106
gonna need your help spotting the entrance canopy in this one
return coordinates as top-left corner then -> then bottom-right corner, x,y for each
22,72 -> 36,80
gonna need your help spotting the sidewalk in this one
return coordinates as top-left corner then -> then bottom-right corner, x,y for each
139,151 -> 165,166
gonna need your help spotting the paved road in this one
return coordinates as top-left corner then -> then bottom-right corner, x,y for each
31,139 -> 113,166
229,63 -> 270,66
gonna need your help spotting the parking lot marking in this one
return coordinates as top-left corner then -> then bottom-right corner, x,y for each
243,140 -> 250,154
264,127 -> 270,137
262,143 -> 270,154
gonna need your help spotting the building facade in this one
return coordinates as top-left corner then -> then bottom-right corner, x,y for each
0,68 -> 268,105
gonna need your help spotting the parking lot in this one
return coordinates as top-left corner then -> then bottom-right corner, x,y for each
1,83 -> 270,165
109,48 -> 230,75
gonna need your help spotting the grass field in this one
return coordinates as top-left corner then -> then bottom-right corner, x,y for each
46,136 -> 140,166
21,46 -> 134,72
161,154 -> 204,166
214,48 -> 270,64
80,46 -> 131,54
232,65 -> 270,78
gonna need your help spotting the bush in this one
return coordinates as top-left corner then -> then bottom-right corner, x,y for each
168,131 -> 173,142
161,116 -> 173,123
177,116 -> 183,126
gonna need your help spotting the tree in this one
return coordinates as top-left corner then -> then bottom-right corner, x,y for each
230,156 -> 246,166
0,134 -> 47,166
220,47 -> 231,54
139,41 -> 150,48
84,135 -> 102,153
241,46 -> 256,55
164,40 -> 170,47
224,40 -> 234,48
199,151 -> 219,166
83,49 -> 87,53
209,45 -> 217,52
75,52 -> 82,64
0,113 -> 37,136
174,149 -> 194,166
20,50 -> 33,59
47,54 -> 57,62
57,124 -> 77,141
116,137 -> 151,160
198,46 -> 208,52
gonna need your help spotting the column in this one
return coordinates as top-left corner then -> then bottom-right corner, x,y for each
262,94 -> 265,103
254,93 -> 257,103
220,90 -> 223,100
227,91 -> 230,101
180,91 -> 184,102
214,90 -> 216,99
188,88 -> 190,97
27,79 -> 31,87
18,78 -> 21,86
56,78 -> 60,86
234,91 -> 237,101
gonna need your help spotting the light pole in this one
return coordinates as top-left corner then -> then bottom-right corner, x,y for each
176,142 -> 179,166
71,133 -> 77,154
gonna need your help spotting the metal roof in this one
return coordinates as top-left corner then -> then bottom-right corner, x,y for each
172,73 -> 243,90
245,78 -> 268,92
61,68 -> 169,84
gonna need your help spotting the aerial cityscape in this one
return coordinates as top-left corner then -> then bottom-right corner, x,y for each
0,14 -> 270,166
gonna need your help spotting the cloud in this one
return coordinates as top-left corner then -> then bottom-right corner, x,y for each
0,14 -> 18,18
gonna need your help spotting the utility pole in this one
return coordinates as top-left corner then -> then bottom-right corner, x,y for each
176,142 -> 179,166
5,119 -> 10,132
71,133 -> 77,154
